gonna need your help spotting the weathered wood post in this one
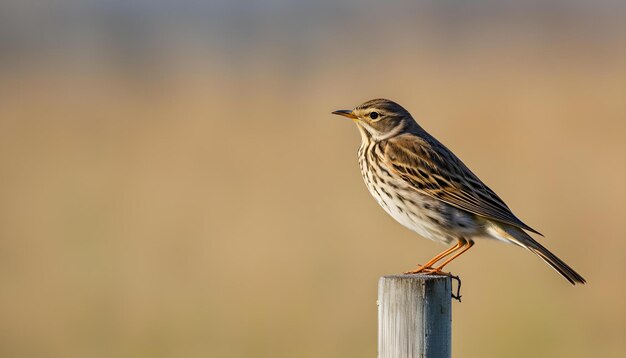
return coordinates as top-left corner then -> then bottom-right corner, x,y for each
378,275 -> 452,358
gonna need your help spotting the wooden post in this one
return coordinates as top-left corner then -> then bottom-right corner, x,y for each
378,275 -> 452,358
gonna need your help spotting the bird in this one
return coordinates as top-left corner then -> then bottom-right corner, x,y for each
332,98 -> 585,285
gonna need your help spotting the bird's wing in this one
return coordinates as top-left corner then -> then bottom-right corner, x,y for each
382,134 -> 542,235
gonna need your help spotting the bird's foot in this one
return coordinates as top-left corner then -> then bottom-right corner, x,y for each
403,265 -> 428,275
405,266 -> 447,276
420,267 -> 446,275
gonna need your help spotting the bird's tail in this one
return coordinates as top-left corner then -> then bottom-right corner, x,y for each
498,224 -> 586,285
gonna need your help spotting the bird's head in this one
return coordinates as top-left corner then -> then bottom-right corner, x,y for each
332,98 -> 415,141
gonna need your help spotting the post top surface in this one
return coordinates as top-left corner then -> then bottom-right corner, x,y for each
380,274 -> 449,280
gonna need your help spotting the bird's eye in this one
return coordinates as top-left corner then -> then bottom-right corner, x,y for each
369,112 -> 379,120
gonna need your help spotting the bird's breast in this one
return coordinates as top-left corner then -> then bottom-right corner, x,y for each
358,143 -> 455,243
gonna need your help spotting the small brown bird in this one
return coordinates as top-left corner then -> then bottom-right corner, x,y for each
333,98 -> 585,284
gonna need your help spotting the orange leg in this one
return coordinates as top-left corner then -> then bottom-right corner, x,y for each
431,240 -> 474,272
404,241 -> 463,274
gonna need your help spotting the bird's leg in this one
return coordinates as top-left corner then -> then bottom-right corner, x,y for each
432,240 -> 475,272
404,241 -> 463,274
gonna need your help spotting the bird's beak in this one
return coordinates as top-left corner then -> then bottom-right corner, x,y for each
332,109 -> 357,120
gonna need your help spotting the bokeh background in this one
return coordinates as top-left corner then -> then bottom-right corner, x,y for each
1,1 -> 625,357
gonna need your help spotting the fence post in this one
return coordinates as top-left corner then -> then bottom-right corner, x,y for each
378,275 -> 452,358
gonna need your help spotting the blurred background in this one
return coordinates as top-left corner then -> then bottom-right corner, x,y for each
1,0 -> 625,357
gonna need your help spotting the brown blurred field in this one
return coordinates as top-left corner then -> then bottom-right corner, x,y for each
1,2 -> 625,357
